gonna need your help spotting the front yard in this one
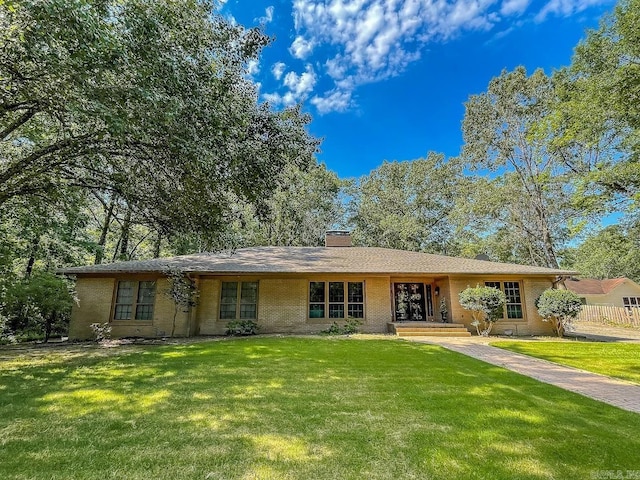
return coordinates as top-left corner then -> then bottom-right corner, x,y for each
492,340 -> 640,384
1,337 -> 639,479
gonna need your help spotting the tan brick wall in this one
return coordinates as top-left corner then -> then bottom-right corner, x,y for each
69,278 -> 115,340
447,276 -> 554,336
69,277 -> 189,340
193,275 -> 394,335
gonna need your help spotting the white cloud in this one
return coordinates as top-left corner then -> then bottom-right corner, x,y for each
271,62 -> 286,80
263,64 -> 317,107
257,6 -> 275,24
246,59 -> 260,76
279,0 -> 608,113
289,35 -> 315,59
536,0 -> 609,21
501,0 -> 531,16
310,89 -> 353,114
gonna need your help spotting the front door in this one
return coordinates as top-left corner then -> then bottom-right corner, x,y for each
394,283 -> 427,321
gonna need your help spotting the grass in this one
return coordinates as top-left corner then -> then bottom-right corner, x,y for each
1,336 -> 639,480
492,340 -> 640,384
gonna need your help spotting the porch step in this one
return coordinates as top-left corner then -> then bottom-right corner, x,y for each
389,322 -> 472,337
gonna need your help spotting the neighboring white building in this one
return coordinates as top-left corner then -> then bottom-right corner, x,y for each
565,277 -> 640,311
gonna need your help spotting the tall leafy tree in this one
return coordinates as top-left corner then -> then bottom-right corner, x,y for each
347,153 -> 464,254
461,67 -> 593,268
0,0 -> 319,238
553,0 -> 640,203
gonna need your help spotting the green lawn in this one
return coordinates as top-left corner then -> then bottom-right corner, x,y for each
1,337 -> 639,480
492,340 -> 640,384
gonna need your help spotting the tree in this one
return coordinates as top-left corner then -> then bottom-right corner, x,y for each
536,289 -> 583,337
164,268 -> 199,338
562,224 -> 640,282
459,285 -> 506,336
553,0 -> 640,204
348,153 -> 465,254
3,273 -> 75,342
0,0 -> 319,239
461,67 -> 595,268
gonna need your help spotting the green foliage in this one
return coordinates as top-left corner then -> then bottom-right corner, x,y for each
225,319 -> 259,336
321,318 -> 362,335
459,285 -> 506,336
562,224 -> 640,282
348,153 -> 466,254
164,268 -> 199,337
536,289 -> 583,337
1,272 -> 74,342
553,0 -> 640,205
460,67 -> 594,268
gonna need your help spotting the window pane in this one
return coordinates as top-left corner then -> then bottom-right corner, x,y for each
329,282 -> 344,302
506,304 -> 523,319
137,281 -> 156,304
135,304 -> 153,320
504,282 -> 521,304
115,281 -> 134,303
220,303 -> 237,319
329,304 -> 344,318
114,304 -> 132,320
240,304 -> 256,319
623,297 -> 630,306
309,303 -> 325,318
348,304 -> 364,319
221,282 -> 238,303
241,282 -> 258,303
309,282 -> 325,303
348,282 -> 363,303
485,281 -> 501,290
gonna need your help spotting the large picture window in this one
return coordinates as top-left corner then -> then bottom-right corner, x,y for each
113,280 -> 156,320
309,281 -> 364,319
220,281 -> 258,320
485,281 -> 523,320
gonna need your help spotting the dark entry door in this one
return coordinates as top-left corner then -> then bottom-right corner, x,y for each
394,283 -> 427,321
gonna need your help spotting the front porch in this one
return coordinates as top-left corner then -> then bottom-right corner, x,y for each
387,321 -> 472,337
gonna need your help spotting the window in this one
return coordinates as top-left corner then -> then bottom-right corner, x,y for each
623,297 -> 640,311
113,280 -> 156,320
309,281 -> 364,319
485,281 -> 523,320
220,281 -> 258,320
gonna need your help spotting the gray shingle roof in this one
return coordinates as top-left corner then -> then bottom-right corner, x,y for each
59,247 -> 577,276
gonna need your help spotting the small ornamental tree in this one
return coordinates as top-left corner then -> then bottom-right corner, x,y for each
536,289 -> 583,337
164,268 -> 199,337
459,285 -> 506,336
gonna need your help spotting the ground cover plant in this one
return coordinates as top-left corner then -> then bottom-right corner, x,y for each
1,337 -> 640,479
493,340 -> 640,384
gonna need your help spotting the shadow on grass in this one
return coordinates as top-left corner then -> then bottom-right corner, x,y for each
1,337 -> 640,479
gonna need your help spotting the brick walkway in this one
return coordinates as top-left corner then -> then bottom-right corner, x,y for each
411,337 -> 640,414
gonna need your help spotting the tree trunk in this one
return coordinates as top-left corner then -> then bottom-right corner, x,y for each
94,195 -> 116,264
153,231 -> 162,258
25,236 -> 40,278
118,208 -> 132,261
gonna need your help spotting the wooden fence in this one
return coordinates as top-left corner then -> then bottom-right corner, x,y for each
577,305 -> 640,327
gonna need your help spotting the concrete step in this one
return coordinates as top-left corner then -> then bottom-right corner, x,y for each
396,330 -> 472,337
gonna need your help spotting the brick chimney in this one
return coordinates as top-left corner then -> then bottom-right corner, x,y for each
325,230 -> 352,247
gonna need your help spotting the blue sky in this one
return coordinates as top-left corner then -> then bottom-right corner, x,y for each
223,0 -> 616,179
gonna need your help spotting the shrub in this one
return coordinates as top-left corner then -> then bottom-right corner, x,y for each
226,319 -> 259,336
459,285 -> 506,336
321,318 -> 362,335
536,289 -> 583,337
90,322 -> 112,343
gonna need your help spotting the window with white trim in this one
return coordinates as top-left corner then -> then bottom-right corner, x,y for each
309,281 -> 364,319
623,297 -> 640,311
